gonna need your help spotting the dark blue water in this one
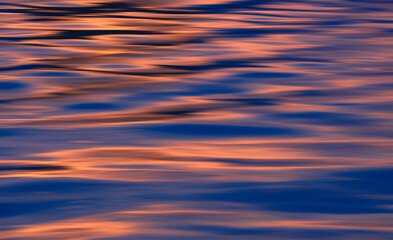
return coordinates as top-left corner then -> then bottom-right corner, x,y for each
0,0 -> 393,239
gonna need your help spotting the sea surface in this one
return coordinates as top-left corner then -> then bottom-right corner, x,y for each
0,0 -> 393,239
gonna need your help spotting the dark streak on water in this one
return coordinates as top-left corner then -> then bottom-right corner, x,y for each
0,0 -> 393,239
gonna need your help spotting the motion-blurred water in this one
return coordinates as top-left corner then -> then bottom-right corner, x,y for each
0,0 -> 393,239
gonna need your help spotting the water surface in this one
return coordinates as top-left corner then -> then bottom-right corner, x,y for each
0,0 -> 393,239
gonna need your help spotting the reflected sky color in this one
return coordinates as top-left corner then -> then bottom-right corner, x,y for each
0,0 -> 393,239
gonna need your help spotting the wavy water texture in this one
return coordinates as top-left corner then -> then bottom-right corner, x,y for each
0,0 -> 393,239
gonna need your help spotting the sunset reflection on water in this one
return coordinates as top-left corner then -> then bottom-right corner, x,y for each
0,0 -> 393,239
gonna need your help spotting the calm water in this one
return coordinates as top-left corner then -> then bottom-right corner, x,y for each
0,0 -> 393,239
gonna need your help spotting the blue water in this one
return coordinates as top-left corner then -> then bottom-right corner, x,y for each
0,0 -> 393,239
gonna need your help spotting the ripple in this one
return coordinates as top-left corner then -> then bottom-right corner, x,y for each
0,0 -> 392,239
0,81 -> 27,90
138,123 -> 301,139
